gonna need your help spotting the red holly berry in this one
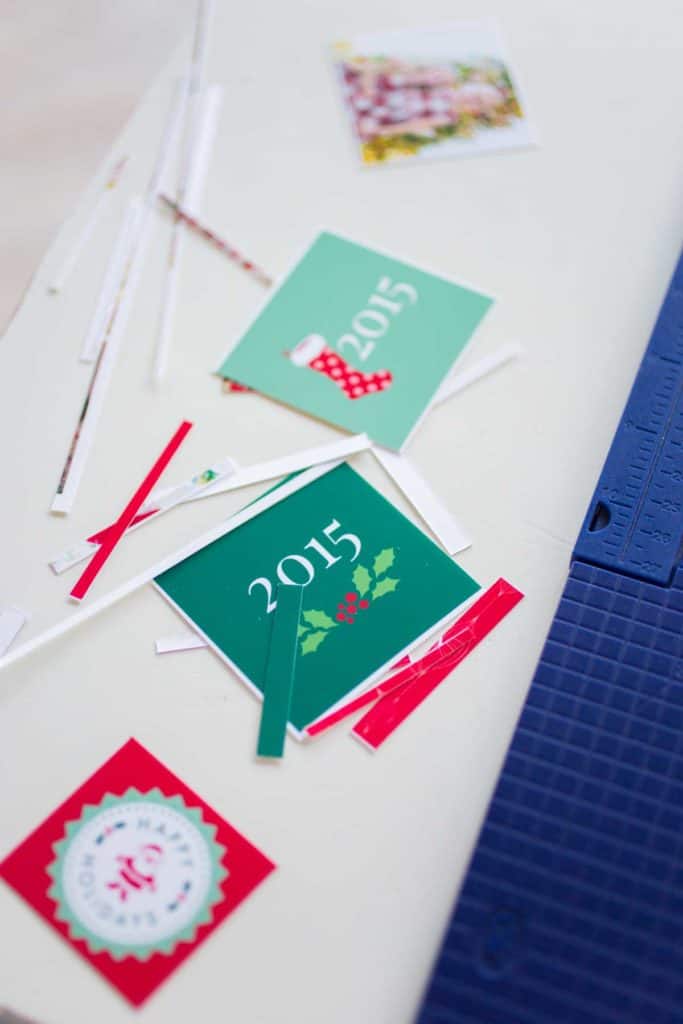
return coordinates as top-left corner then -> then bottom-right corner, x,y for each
336,612 -> 346,622
346,605 -> 357,616
346,592 -> 358,602
337,603 -> 347,611
359,599 -> 369,609
345,616 -> 355,623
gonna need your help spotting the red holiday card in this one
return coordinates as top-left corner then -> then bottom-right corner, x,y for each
0,739 -> 275,1007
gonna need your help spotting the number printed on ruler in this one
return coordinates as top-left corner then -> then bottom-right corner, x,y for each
337,276 -> 417,362
248,519 -> 361,613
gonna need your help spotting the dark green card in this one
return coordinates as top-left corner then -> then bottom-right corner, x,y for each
154,464 -> 479,733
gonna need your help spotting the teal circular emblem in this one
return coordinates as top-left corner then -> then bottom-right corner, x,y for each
47,788 -> 227,960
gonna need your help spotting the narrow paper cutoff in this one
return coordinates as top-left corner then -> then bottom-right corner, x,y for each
154,462 -> 480,734
51,456 -> 235,575
218,230 -> 492,451
155,630 -> 206,654
0,607 -> 28,656
372,446 -> 470,554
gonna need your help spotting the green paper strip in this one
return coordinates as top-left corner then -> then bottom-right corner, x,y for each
257,584 -> 303,758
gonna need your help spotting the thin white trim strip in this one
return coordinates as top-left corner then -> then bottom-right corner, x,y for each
49,194 -> 107,295
151,4 -> 216,383
185,85 -> 223,215
432,344 -> 522,407
50,198 -> 145,515
79,201 -> 140,364
151,84 -> 222,381
0,607 -> 29,656
155,630 -> 206,654
372,446 -> 471,555
48,156 -> 127,295
185,433 -> 371,502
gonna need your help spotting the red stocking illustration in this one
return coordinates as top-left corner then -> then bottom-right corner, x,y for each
288,334 -> 392,399
223,378 -> 251,393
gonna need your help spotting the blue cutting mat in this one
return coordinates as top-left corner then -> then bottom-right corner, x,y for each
415,251 -> 683,1024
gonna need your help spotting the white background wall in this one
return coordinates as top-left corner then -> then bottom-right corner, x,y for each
1,1 -> 189,330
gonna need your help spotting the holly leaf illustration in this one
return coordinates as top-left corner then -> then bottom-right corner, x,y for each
302,609 -> 337,631
297,624 -> 310,638
373,548 -> 395,577
352,564 -> 372,597
371,576 -> 399,600
300,630 -> 329,656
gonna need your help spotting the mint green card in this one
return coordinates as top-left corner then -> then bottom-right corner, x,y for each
154,464 -> 479,733
218,231 -> 492,450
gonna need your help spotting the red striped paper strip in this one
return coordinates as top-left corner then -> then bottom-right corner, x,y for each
70,420 -> 192,601
352,579 -> 524,751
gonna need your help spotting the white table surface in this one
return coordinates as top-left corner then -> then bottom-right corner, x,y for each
1,2 -> 682,1021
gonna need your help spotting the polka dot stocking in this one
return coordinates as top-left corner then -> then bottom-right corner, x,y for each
289,334 -> 393,400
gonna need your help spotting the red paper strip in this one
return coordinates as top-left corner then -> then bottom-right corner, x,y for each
87,507 -> 159,546
222,379 -> 253,394
352,578 -> 524,750
70,421 -> 192,601
306,637 -> 467,738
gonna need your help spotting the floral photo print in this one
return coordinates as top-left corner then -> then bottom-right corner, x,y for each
332,21 -> 534,166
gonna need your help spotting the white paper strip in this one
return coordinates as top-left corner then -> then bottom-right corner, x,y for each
0,607 -> 28,656
50,197 -> 144,515
152,87 -> 219,380
50,195 -> 108,295
155,631 -> 206,654
80,201 -> 141,363
186,433 -> 371,502
49,456 -> 237,574
51,79 -> 190,515
152,81 -> 222,382
432,344 -> 522,407
1,460 -> 339,674
372,447 -> 471,555
48,156 -> 127,295
147,76 -> 191,203
176,1 -> 214,198
152,4 -> 216,385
